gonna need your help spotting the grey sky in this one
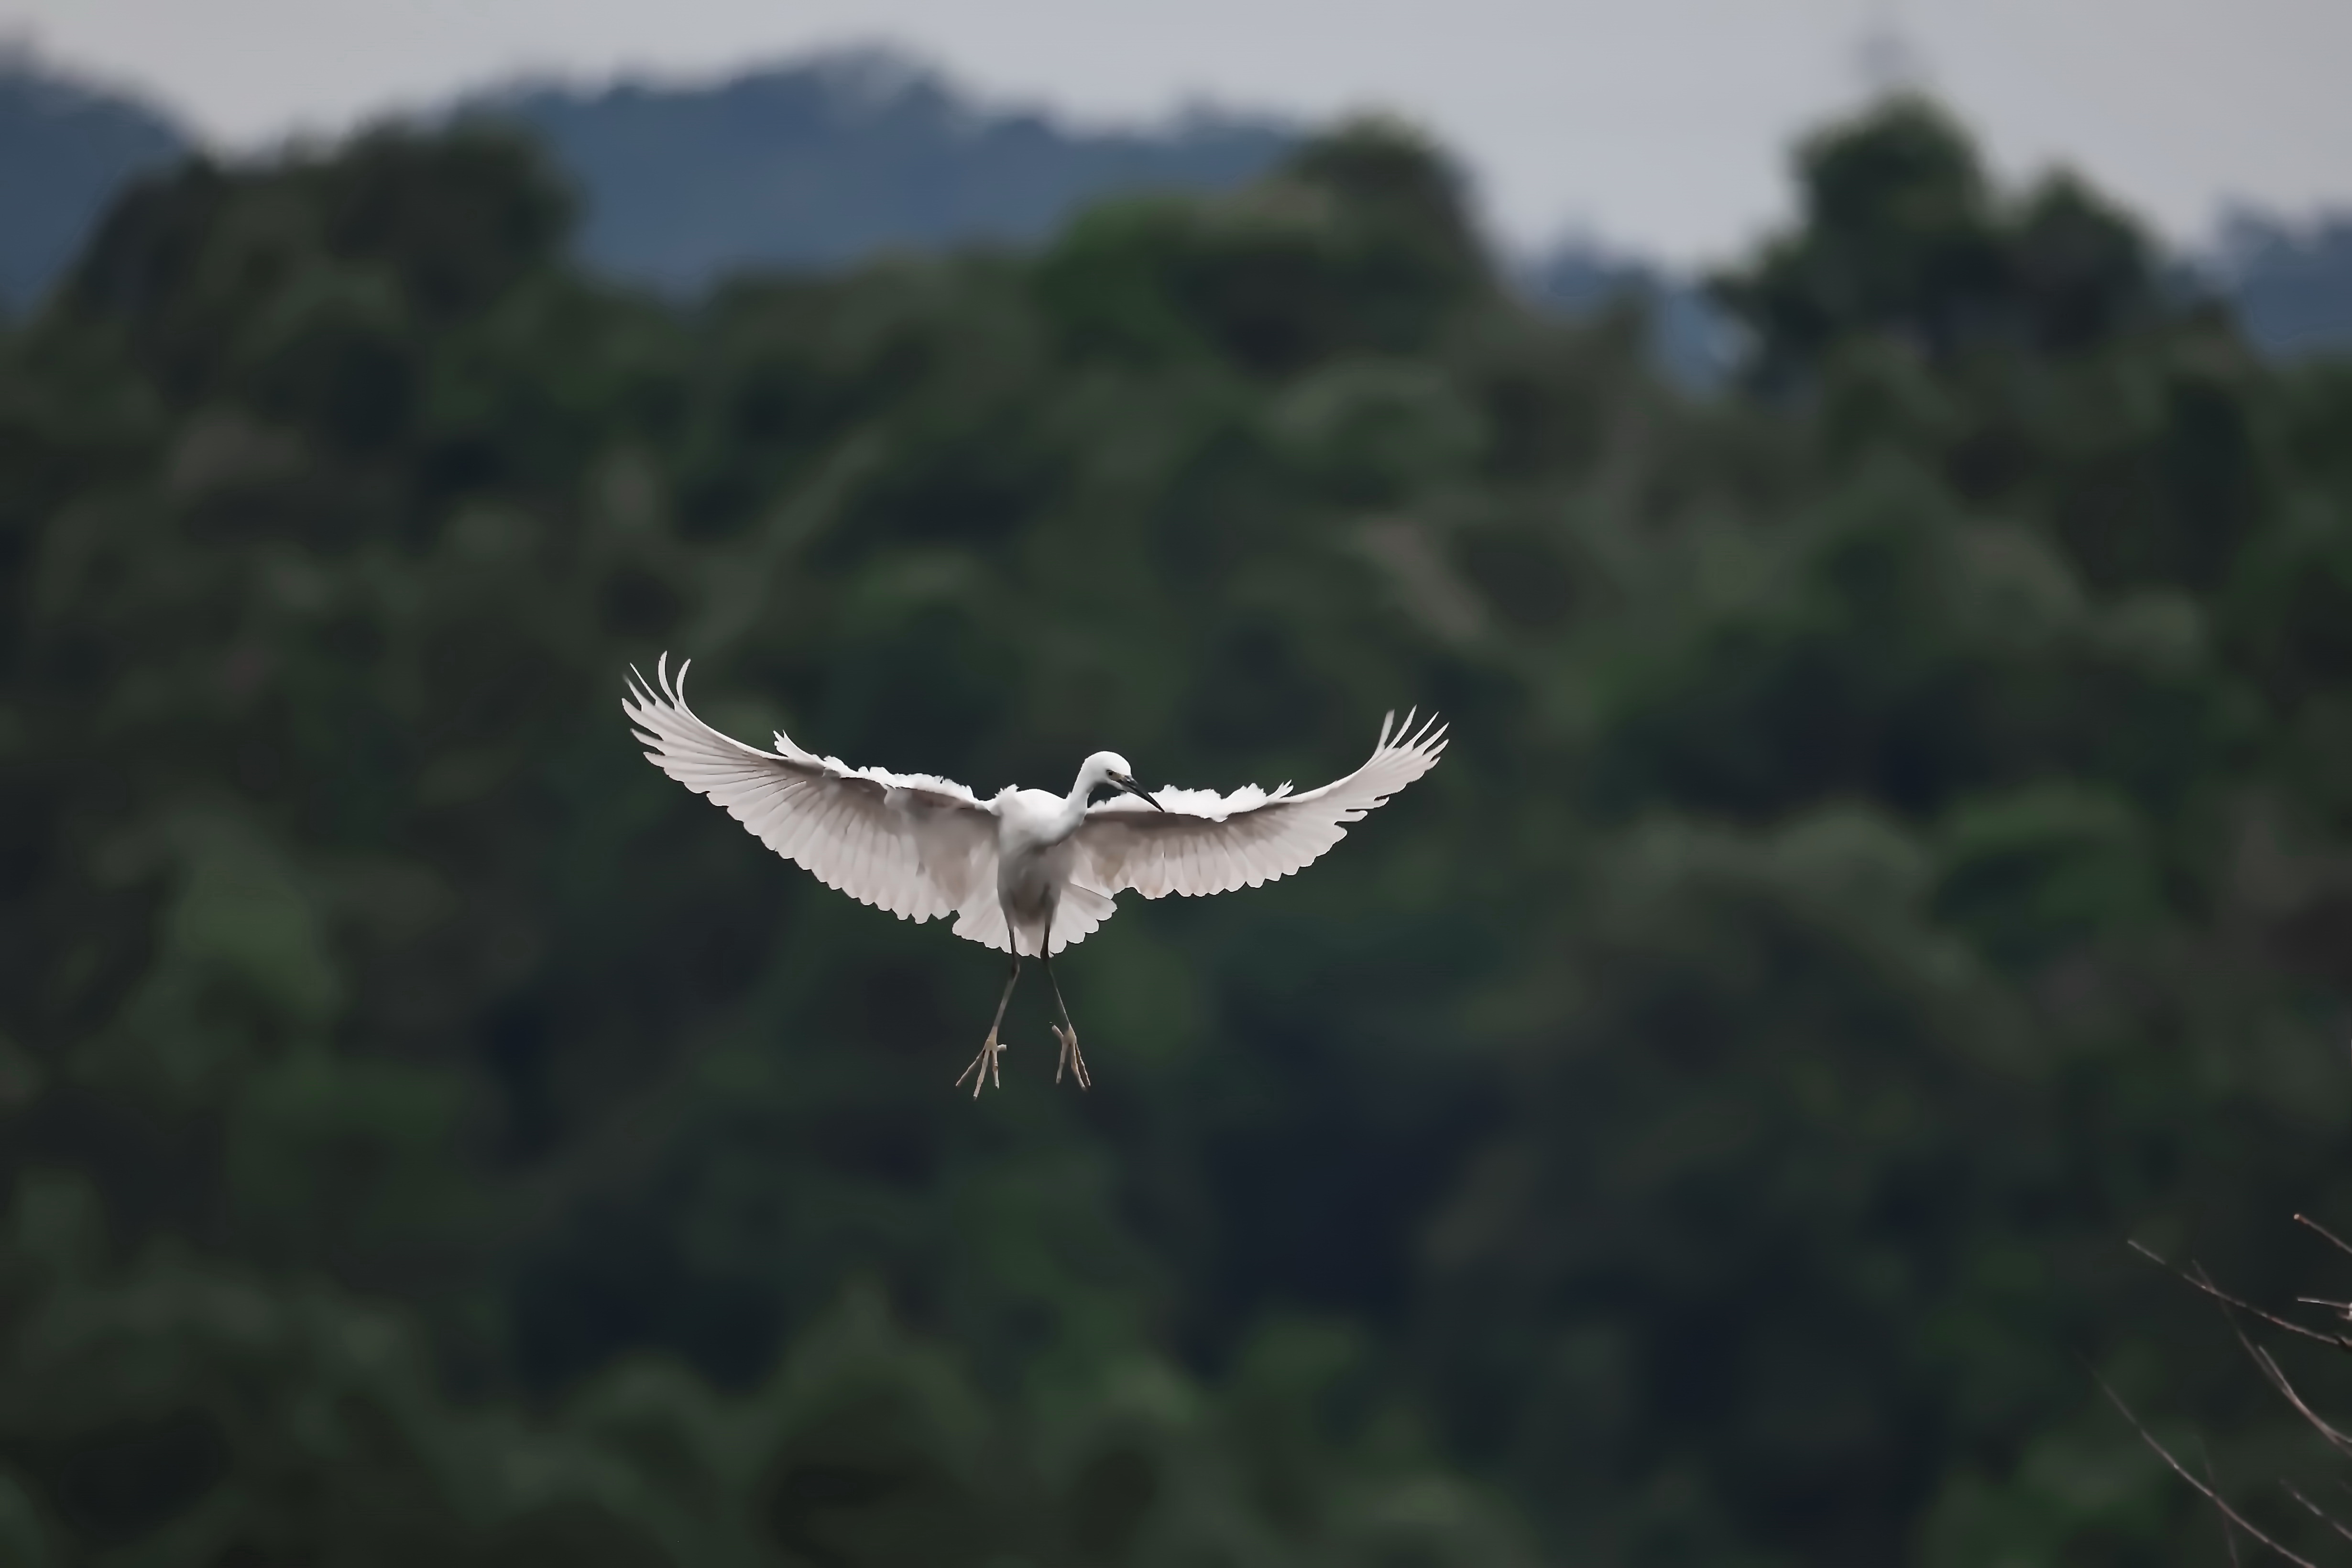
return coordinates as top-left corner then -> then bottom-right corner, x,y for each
5,0 -> 2345,262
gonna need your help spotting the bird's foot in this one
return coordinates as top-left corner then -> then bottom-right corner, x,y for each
1051,1024 -> 1091,1090
956,1031 -> 1008,1097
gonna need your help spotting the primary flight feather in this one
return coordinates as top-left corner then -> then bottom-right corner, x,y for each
624,654 -> 1446,1092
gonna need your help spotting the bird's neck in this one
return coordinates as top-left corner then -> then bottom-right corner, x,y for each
1058,767 -> 1107,833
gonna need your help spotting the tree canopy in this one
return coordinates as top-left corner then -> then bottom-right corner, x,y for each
5,99 -> 2352,1566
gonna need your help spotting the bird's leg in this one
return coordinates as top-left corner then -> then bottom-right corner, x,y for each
1041,913 -> 1090,1091
957,952 -> 1021,1097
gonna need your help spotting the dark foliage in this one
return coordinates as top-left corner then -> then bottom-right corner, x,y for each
4,96 -> 2352,1566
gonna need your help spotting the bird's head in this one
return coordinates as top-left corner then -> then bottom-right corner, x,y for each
1083,750 -> 1166,811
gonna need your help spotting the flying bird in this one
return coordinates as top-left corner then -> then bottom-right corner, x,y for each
624,655 -> 1446,1094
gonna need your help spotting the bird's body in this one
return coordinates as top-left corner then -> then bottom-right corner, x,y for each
990,775 -> 1108,961
624,655 -> 1445,1091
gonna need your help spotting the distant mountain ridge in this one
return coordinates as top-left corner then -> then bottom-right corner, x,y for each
0,44 -> 1293,309
3,44 -> 2350,365
0,45 -> 190,309
460,49 -> 1295,291
2215,209 -> 2352,359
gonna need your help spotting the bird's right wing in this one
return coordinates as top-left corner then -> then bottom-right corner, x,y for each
624,655 -> 998,922
1074,711 -> 1446,900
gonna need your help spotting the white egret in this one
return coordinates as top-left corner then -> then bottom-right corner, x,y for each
624,655 -> 1446,1094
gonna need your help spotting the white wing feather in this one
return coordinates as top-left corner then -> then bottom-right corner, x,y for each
1076,711 -> 1447,899
624,655 -> 999,924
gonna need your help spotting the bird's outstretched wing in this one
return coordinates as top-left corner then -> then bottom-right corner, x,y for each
1074,711 -> 1446,899
625,655 -> 998,922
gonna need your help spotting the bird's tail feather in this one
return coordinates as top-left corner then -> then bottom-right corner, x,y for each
951,882 -> 1118,956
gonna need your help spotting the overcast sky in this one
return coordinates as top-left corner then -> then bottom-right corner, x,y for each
5,0 -> 2345,263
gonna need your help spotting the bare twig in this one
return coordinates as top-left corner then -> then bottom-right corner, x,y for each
2130,1240 -> 2352,1354
2092,1374 -> 2323,1568
2297,1214 -> 2352,1264
2202,1437 -> 2246,1568
2282,1481 -> 2352,1550
2225,1313 -> 2352,1462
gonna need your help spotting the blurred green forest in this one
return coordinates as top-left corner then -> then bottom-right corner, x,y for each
7,95 -> 2352,1566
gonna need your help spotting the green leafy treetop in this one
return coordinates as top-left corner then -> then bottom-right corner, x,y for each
2,93 -> 2351,1566
1715,96 -> 2172,384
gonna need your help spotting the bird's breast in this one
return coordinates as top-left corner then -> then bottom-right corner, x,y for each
1000,834 -> 1078,915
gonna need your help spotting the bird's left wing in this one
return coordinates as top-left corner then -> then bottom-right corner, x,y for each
624,655 -> 997,922
1074,711 -> 1446,899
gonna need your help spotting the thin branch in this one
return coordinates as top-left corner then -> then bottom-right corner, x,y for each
2282,1481 -> 2352,1551
2129,1240 -> 2352,1354
2092,1374 -> 2323,1568
2189,1257 -> 2352,1465
2297,1214 -> 2352,1263
2226,1314 -> 2352,1462
2201,1437 -> 2245,1568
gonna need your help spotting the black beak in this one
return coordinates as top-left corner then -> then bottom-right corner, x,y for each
1118,776 -> 1168,811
